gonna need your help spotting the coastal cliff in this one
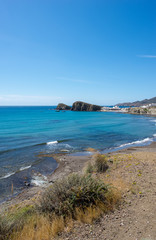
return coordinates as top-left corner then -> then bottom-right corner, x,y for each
127,106 -> 156,115
71,101 -> 101,111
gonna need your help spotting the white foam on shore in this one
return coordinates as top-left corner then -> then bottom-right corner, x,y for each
19,165 -> 31,171
0,172 -> 16,180
31,175 -> 48,186
47,141 -> 58,145
118,137 -> 153,148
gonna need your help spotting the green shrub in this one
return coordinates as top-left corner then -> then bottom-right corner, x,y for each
86,162 -> 94,174
37,174 -> 109,217
95,154 -> 109,173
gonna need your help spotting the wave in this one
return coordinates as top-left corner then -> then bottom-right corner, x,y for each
0,139 -> 69,154
0,164 -> 32,180
150,119 -> 156,122
153,134 -> 156,137
118,137 -> 153,148
0,172 -> 16,180
47,141 -> 58,145
19,165 -> 31,171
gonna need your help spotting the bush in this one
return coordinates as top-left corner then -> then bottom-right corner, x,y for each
37,174 -> 109,217
86,162 -> 94,174
95,154 -> 109,173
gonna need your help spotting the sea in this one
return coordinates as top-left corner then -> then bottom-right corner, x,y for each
0,106 -> 156,202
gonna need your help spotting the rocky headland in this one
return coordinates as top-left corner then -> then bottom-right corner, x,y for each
56,101 -> 102,112
101,106 -> 156,116
71,101 -> 101,111
127,106 -> 156,115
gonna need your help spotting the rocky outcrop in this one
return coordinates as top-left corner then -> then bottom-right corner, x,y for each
56,103 -> 71,110
71,101 -> 101,111
127,106 -> 156,115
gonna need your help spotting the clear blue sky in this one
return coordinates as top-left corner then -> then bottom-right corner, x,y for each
0,0 -> 156,106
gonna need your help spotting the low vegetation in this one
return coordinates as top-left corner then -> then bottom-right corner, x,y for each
38,173 -> 112,217
0,155 -> 121,240
95,154 -> 109,172
0,205 -> 34,240
86,154 -> 109,173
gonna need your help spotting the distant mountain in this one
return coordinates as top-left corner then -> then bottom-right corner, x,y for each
117,97 -> 156,107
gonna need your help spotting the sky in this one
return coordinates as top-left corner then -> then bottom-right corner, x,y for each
0,0 -> 156,106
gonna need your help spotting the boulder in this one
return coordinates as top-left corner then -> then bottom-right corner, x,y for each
56,103 -> 71,110
71,101 -> 101,111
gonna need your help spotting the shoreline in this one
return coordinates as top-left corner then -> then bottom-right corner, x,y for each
101,107 -> 156,116
1,141 -> 156,213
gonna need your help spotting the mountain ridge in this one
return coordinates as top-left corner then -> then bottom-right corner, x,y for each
117,97 -> 156,107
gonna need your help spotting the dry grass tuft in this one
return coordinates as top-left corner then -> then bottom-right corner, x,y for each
75,206 -> 102,224
95,154 -> 109,172
11,214 -> 66,240
85,154 -> 109,174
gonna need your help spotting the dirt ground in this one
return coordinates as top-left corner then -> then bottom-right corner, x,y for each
1,143 -> 156,240
57,145 -> 156,240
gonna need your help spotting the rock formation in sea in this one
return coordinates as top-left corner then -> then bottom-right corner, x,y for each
71,101 -> 101,111
56,103 -> 71,110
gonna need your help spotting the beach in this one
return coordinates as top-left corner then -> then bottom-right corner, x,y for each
0,140 -> 156,240
1,142 -> 156,210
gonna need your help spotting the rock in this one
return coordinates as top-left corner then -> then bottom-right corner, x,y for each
71,101 -> 102,111
24,181 -> 30,187
126,106 -> 156,115
56,103 -> 71,110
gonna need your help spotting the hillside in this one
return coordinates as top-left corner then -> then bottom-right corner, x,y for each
117,97 -> 156,107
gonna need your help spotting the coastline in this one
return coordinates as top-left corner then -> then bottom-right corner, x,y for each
1,141 -> 156,213
101,106 -> 156,116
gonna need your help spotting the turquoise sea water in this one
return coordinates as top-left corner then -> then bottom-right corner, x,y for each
0,106 -> 156,202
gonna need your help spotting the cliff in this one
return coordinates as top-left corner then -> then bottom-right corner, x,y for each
71,101 -> 102,111
127,106 -> 156,115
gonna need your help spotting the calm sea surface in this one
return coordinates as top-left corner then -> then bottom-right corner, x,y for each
0,106 -> 156,202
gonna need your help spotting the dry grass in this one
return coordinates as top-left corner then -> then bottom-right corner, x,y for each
7,172 -> 121,240
11,187 -> 121,240
37,173 -> 110,217
11,214 -> 67,240
95,154 -> 109,172
2,151 -> 137,240
84,154 -> 109,174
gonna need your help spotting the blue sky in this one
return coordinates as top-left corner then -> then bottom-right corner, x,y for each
0,0 -> 156,106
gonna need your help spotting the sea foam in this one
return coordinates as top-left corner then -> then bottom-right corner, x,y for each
0,172 -> 16,180
118,137 -> 153,148
47,141 -> 58,145
19,165 -> 31,171
31,175 -> 48,186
